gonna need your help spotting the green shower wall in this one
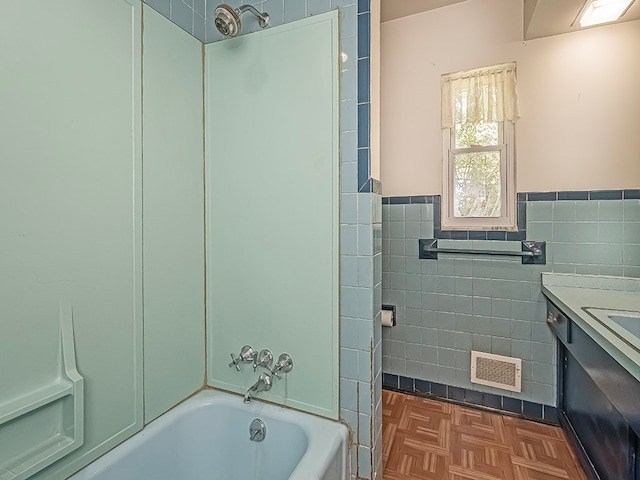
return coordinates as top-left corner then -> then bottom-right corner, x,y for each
142,6 -> 206,424
1,2 -> 208,478
1,2 -> 340,477
205,12 -> 340,419
0,1 -> 143,479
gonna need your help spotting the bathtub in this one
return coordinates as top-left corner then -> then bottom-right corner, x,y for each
69,389 -> 348,480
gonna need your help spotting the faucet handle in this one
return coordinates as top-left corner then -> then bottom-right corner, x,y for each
253,349 -> 273,372
270,353 -> 293,379
229,345 -> 256,371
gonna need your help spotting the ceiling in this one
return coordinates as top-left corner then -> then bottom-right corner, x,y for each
380,0 -> 640,39
380,0 -> 466,23
524,0 -> 640,39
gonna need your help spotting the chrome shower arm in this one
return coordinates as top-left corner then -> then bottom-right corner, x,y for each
238,4 -> 269,28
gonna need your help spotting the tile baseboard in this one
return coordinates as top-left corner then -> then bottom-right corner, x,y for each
382,373 -> 559,425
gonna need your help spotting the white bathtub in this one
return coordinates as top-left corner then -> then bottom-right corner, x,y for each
69,389 -> 348,480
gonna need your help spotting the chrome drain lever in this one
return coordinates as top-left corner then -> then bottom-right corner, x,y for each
249,418 -> 266,442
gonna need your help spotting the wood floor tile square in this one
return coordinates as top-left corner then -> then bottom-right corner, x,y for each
382,390 -> 587,480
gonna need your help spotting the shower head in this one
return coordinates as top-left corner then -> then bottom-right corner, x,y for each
214,4 -> 241,37
214,4 -> 270,37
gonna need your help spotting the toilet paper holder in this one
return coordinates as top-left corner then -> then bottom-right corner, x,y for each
382,304 -> 396,327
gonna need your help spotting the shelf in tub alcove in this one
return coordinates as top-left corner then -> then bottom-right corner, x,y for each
0,302 -> 84,480
0,380 -> 73,426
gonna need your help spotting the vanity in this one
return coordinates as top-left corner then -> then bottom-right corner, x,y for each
542,274 -> 640,480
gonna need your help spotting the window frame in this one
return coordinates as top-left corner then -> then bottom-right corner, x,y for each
441,120 -> 516,231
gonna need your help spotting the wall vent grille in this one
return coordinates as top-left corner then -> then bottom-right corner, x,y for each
470,351 -> 522,393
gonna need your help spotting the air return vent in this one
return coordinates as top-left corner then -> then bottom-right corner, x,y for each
470,351 -> 522,393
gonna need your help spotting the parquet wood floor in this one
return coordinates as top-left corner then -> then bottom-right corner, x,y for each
382,390 -> 587,480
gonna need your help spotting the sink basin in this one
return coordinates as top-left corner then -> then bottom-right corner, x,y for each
583,308 -> 640,349
608,314 -> 640,337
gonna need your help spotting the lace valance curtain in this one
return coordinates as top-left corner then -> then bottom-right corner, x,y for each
441,63 -> 520,129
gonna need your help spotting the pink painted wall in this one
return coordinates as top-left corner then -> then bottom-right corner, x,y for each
380,0 -> 640,196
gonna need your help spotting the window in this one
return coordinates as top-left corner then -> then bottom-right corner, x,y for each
441,63 -> 519,230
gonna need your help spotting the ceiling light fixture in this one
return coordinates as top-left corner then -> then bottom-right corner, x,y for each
579,0 -> 635,27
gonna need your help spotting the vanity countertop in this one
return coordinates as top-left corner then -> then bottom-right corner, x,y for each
541,273 -> 640,382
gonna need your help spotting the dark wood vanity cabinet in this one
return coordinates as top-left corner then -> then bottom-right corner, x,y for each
563,346 -> 635,479
547,301 -> 640,480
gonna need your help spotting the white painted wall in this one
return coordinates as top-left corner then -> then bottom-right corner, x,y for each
380,0 -> 640,196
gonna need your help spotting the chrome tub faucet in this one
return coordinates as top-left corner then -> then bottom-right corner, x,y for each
244,372 -> 272,403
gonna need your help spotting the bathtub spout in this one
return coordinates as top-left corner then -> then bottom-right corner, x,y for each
243,372 -> 272,403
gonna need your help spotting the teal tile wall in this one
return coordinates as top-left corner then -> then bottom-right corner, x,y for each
529,200 -> 640,278
202,0 -> 354,43
144,0 -> 355,43
144,0 -> 207,41
341,190 -> 381,480
382,199 -> 640,407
